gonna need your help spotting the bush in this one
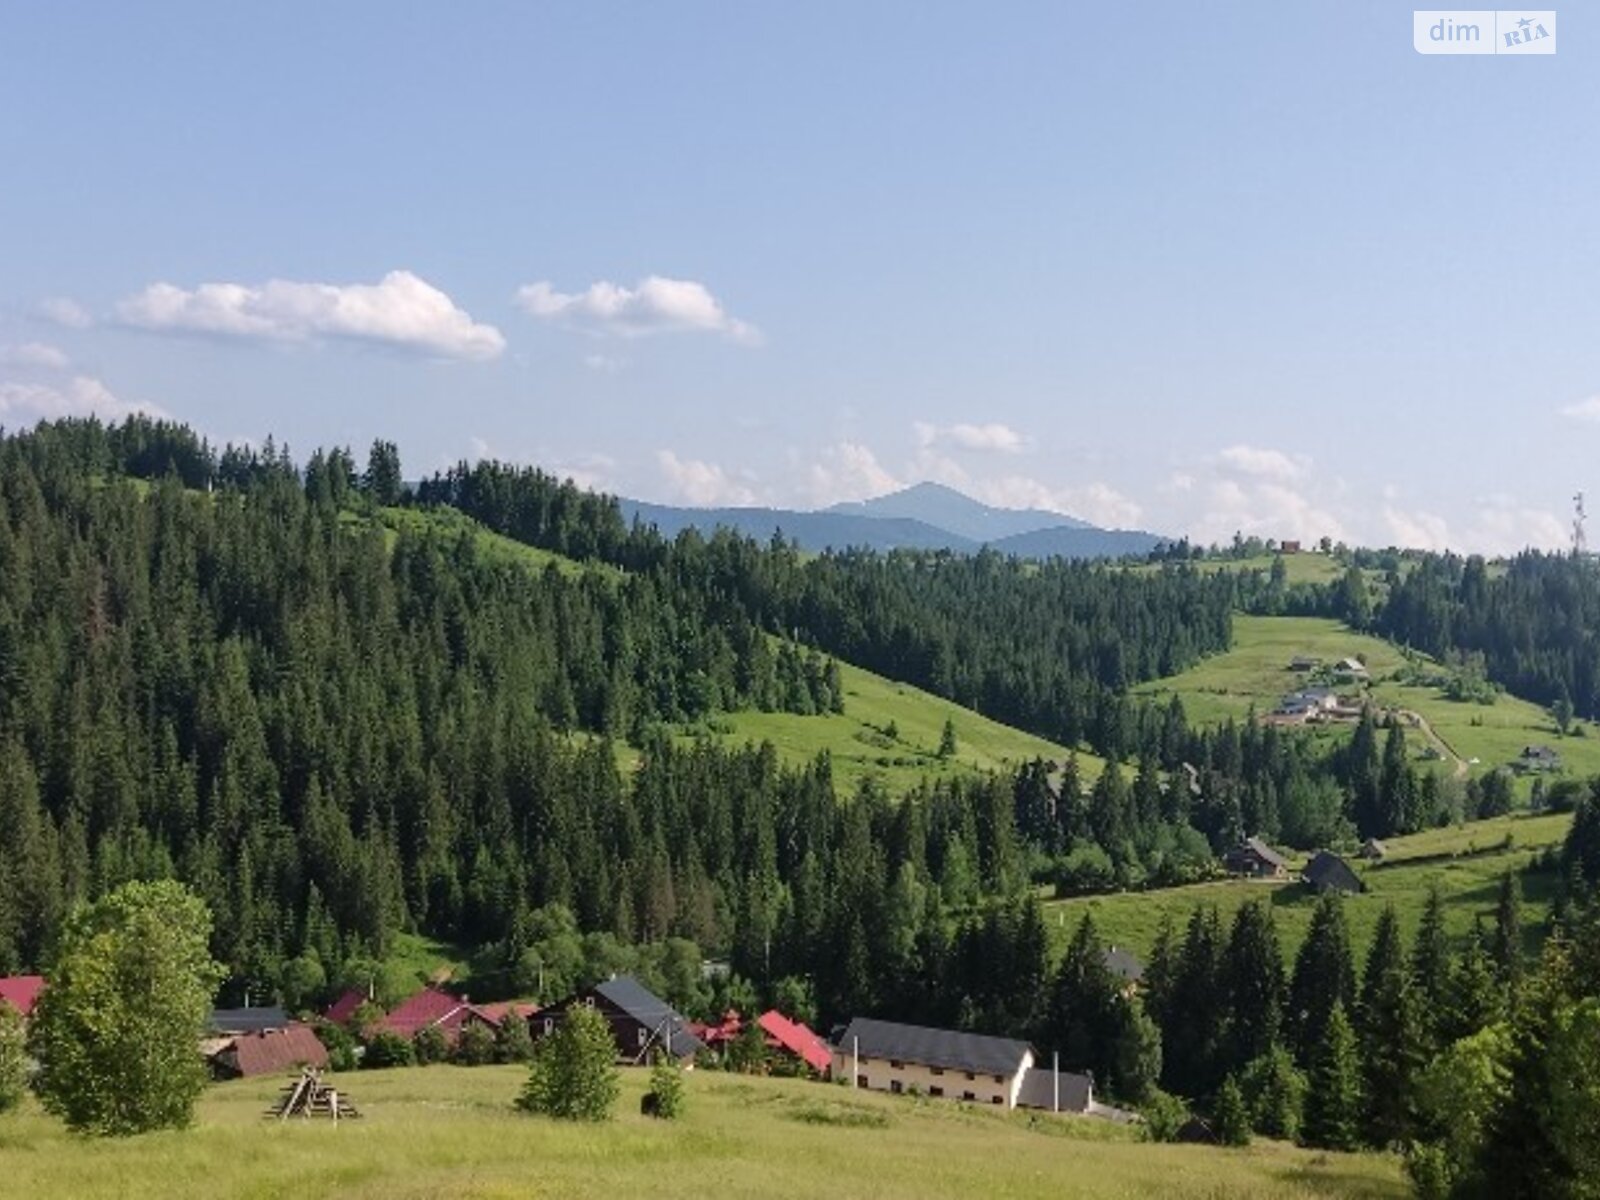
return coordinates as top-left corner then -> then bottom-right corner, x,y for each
363,1031 -> 415,1069
312,1019 -> 359,1072
0,1002 -> 27,1112
517,1005 -> 619,1121
648,1050 -> 686,1119
1055,844 -> 1116,896
454,1021 -> 496,1066
496,1014 -> 535,1064
414,1024 -> 449,1065
1140,1087 -> 1189,1143
1240,1046 -> 1306,1141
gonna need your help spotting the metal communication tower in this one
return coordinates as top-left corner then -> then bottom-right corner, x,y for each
1575,492 -> 1589,558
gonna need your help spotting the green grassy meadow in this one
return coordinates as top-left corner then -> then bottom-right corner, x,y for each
678,656 -> 1106,793
1045,810 -> 1569,967
1133,615 -> 1600,784
1131,553 -> 1348,587
0,1066 -> 1405,1200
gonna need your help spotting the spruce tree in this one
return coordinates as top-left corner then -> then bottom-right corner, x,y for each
1303,1001 -> 1363,1151
1222,899 -> 1285,1074
1288,892 -> 1356,1065
1410,884 -> 1452,1052
1491,870 -> 1524,989
1214,1073 -> 1252,1146
1163,905 -> 1224,1097
1359,906 -> 1423,1147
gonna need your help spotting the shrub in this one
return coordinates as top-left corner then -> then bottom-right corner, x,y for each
312,1019 -> 359,1072
648,1050 -> 686,1119
0,1002 -> 27,1112
363,1031 -> 415,1069
414,1024 -> 449,1065
496,1014 -> 535,1064
1140,1087 -> 1189,1143
517,1005 -> 619,1121
454,1021 -> 496,1066
1239,1046 -> 1306,1141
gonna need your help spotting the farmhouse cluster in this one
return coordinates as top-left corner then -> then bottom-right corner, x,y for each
1265,654 -> 1369,727
0,967 -> 1139,1123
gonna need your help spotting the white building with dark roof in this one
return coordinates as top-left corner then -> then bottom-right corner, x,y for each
833,1017 -> 1033,1107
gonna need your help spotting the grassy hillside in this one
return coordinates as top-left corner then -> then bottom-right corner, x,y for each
1131,553 -> 1347,586
1045,810 -> 1570,967
1133,615 -> 1600,785
0,1067 -> 1405,1200
679,656 -> 1105,793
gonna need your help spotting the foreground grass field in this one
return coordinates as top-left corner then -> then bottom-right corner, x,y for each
677,656 -> 1106,793
0,1066 -> 1404,1200
1045,810 -> 1569,966
1133,615 -> 1600,785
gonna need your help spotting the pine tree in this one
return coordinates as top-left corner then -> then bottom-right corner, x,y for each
1222,899 -> 1285,1074
1410,884 -> 1452,1052
1303,1002 -> 1363,1151
1491,870 -> 1524,989
1288,892 -> 1356,1066
937,718 -> 957,759
1163,905 -> 1224,1097
1359,906 -> 1423,1147
1214,1073 -> 1252,1146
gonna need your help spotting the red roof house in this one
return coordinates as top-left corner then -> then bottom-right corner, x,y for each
379,987 -> 496,1044
758,1010 -> 832,1076
473,1001 -> 539,1027
0,975 -> 45,1018
691,1009 -> 745,1048
211,1023 -> 330,1079
324,989 -> 369,1027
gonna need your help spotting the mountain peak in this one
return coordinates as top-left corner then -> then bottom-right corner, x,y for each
827,481 -> 1091,541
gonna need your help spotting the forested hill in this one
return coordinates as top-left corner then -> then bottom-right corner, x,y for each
0,417 -> 1239,1006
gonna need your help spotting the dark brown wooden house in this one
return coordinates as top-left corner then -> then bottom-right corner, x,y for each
533,975 -> 704,1064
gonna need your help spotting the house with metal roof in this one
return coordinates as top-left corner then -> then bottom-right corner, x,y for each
1102,946 -> 1145,990
534,975 -> 705,1064
1224,836 -> 1290,878
0,975 -> 45,1019
209,1006 -> 291,1036
757,1009 -> 832,1076
1303,849 -> 1364,895
832,1017 -> 1034,1107
210,1023 -> 329,1079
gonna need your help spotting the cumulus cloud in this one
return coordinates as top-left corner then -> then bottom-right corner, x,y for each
913,420 -> 1026,454
0,376 -> 167,423
0,342 -> 70,369
1216,444 -> 1308,483
38,297 -> 93,329
115,270 -> 504,360
656,449 -> 759,506
516,276 -> 760,343
1381,497 -> 1567,555
804,441 -> 904,506
1560,395 -> 1600,424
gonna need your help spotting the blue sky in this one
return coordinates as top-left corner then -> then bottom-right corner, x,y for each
1,2 -> 1595,552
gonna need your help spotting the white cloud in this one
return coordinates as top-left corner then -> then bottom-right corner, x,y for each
38,297 -> 92,329
0,376 -> 167,423
115,270 -> 504,360
913,420 -> 1026,454
1216,444 -> 1308,483
804,441 -> 904,506
656,449 -> 759,507
0,342 -> 70,369
907,446 -> 1141,528
1560,395 -> 1600,424
516,276 -> 760,343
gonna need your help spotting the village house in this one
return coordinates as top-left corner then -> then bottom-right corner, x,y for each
1359,837 -> 1387,862
209,1006 -> 291,1037
378,986 -> 499,1046
833,1017 -> 1033,1107
1224,836 -> 1290,879
210,1023 -> 329,1080
324,989 -> 371,1028
1102,946 -> 1145,993
1288,655 -> 1320,673
534,975 -> 705,1064
0,974 -> 45,1019
1304,850 -> 1364,895
1333,657 -> 1370,684
757,1009 -> 833,1076
1516,744 -> 1563,774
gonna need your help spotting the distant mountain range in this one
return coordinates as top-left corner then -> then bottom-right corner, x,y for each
618,481 -> 1166,560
